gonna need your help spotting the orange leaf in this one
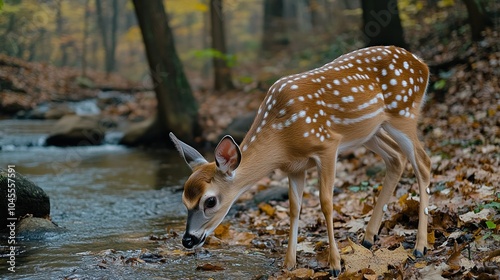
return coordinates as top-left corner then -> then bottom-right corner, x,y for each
258,202 -> 276,217
214,223 -> 230,239
427,230 -> 436,246
398,193 -> 409,206
196,263 -> 225,271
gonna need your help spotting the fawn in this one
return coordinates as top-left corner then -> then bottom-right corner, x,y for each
170,45 -> 431,276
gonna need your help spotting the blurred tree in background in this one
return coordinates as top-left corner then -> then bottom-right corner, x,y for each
210,0 -> 235,91
128,0 -> 199,145
95,0 -> 119,74
361,0 -> 407,48
462,0 -> 493,41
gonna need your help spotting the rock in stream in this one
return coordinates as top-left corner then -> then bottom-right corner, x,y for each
0,168 -> 51,233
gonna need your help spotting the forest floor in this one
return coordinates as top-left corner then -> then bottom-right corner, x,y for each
1,17 -> 499,280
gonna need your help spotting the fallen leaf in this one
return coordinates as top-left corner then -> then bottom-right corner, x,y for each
415,261 -> 427,268
311,271 -> 330,280
392,224 -> 416,236
484,249 -> 500,262
259,202 -> 276,217
398,193 -> 409,205
446,242 -> 464,271
419,262 -> 449,280
214,223 -> 231,239
378,235 -> 405,248
341,239 -> 409,276
296,242 -> 316,253
228,231 -> 256,246
428,230 -> 436,246
287,267 -> 314,279
362,268 -> 377,280
196,263 -> 225,271
345,218 -> 366,233
315,248 -> 329,267
459,208 -> 494,223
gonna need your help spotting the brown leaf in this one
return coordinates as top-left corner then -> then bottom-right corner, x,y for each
362,203 -> 373,215
338,271 -> 363,280
196,263 -> 225,271
258,202 -> 276,217
427,230 -> 436,246
228,231 -> 256,246
443,241 -> 466,276
398,193 -> 409,205
447,242 -> 463,268
342,239 -> 409,276
378,235 -> 405,248
414,261 -> 427,268
287,267 -> 314,279
315,248 -> 330,268
484,248 -> 500,262
418,262 -> 449,280
214,223 -> 231,239
311,271 -> 330,280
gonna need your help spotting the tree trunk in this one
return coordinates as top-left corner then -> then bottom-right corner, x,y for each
81,0 -> 90,77
127,0 -> 200,146
261,0 -> 289,56
56,1 -> 68,66
462,0 -> 492,41
361,0 -> 407,49
309,0 -> 326,32
202,8 -> 211,79
210,0 -> 235,91
109,0 -> 118,72
95,0 -> 118,74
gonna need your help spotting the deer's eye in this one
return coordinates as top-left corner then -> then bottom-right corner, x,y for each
204,197 -> 217,209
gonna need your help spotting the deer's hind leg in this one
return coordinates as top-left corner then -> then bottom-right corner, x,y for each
362,129 -> 406,248
383,120 -> 431,257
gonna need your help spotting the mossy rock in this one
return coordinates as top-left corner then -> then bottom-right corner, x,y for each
0,168 -> 50,232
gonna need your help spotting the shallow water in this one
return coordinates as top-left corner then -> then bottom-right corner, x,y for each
0,120 -> 278,279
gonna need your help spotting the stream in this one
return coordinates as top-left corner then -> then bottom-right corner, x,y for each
0,119 -> 278,279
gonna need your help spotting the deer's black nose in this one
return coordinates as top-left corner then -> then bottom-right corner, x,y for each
182,233 -> 200,249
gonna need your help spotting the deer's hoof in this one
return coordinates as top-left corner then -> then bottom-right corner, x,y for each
361,239 -> 373,249
361,235 -> 377,249
330,269 -> 341,277
413,247 -> 427,258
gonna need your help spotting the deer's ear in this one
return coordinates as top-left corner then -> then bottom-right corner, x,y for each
214,135 -> 241,175
169,132 -> 208,170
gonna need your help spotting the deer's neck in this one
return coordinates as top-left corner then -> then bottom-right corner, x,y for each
234,133 -> 282,192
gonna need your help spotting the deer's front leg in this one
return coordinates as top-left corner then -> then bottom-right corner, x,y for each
284,172 -> 306,270
317,147 -> 341,276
